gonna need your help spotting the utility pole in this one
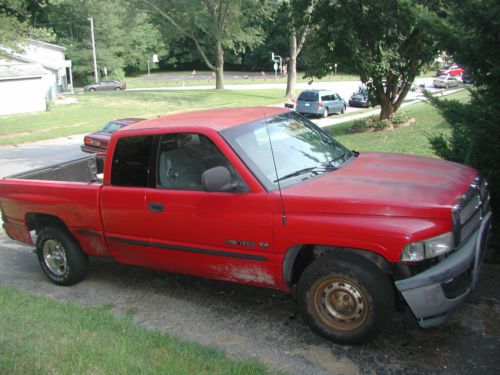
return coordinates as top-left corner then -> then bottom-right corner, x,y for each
88,17 -> 98,83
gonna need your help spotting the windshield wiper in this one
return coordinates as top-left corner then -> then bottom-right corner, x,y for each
327,151 -> 355,168
274,166 -> 336,183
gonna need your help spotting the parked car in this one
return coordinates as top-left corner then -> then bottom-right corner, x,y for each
437,64 -> 464,77
81,118 -> 144,153
296,90 -> 346,117
461,71 -> 474,84
0,107 -> 492,345
84,80 -> 126,92
349,87 -> 376,108
433,75 -> 460,89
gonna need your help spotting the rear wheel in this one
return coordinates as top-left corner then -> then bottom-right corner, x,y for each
114,87 -> 121,91
341,105 -> 346,114
322,108 -> 329,118
36,226 -> 89,286
297,253 -> 394,345
89,87 -> 96,92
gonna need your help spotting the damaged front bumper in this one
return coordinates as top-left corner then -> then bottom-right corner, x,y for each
395,211 -> 492,328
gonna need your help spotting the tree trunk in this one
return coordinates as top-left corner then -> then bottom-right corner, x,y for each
215,41 -> 224,89
285,32 -> 297,100
379,100 -> 395,120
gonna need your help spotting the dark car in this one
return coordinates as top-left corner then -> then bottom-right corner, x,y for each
461,71 -> 474,84
84,80 -> 126,92
295,90 -> 346,117
349,88 -> 377,108
81,118 -> 144,153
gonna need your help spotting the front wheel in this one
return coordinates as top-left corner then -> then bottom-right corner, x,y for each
36,226 -> 89,286
297,253 -> 394,345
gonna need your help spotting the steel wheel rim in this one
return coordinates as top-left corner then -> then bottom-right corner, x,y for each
42,239 -> 68,276
312,277 -> 369,331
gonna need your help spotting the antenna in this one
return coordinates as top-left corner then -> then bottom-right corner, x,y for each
264,114 -> 286,225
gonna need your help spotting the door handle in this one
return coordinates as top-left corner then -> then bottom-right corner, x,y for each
148,202 -> 164,212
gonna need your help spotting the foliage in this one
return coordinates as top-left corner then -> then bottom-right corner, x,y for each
429,0 -> 500,222
34,0 -> 167,84
349,111 -> 412,131
0,0 -> 54,49
301,0 -> 445,119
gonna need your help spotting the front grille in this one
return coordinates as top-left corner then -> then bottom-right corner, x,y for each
452,175 -> 490,246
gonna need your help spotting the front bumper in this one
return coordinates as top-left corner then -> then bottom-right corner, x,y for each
395,211 -> 492,328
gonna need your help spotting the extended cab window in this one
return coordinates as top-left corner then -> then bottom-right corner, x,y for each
111,135 -> 153,187
157,133 -> 240,190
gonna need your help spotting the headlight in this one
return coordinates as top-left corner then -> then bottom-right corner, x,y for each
401,232 -> 454,262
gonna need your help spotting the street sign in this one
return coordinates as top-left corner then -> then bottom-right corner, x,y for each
273,62 -> 278,71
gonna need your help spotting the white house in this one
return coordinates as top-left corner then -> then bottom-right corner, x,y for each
0,60 -> 47,116
0,40 -> 73,116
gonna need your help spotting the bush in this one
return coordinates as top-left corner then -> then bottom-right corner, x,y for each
349,111 -> 412,132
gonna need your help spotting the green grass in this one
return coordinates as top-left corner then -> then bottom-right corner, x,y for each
0,90 -> 284,146
0,285 -> 277,375
326,90 -> 470,158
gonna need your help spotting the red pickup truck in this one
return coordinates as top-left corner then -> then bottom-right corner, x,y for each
0,107 -> 492,345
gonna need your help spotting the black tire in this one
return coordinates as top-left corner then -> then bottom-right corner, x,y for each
89,88 -> 96,92
322,108 -> 329,118
114,87 -> 121,91
36,226 -> 89,286
297,253 -> 394,345
341,105 -> 346,114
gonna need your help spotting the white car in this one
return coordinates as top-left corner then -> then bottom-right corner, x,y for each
433,75 -> 460,89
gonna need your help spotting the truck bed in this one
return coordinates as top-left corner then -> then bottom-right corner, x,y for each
6,155 -> 103,183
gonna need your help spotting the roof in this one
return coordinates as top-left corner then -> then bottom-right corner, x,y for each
123,107 -> 290,132
28,39 -> 66,52
0,60 -> 45,81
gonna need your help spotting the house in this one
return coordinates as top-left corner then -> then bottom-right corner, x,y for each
0,60 -> 47,116
0,40 -> 73,116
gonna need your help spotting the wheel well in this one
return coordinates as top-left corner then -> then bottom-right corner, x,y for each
283,245 -> 392,289
26,213 -> 68,233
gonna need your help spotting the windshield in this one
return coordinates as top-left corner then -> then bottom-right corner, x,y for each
100,121 -> 126,133
221,112 -> 353,190
298,91 -> 319,102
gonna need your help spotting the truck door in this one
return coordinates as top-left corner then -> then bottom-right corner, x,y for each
100,135 -> 154,264
145,132 -> 277,287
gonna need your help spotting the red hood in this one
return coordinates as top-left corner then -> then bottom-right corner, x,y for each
281,152 -> 477,220
85,132 -> 112,142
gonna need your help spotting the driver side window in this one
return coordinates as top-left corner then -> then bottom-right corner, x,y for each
156,133 -> 240,190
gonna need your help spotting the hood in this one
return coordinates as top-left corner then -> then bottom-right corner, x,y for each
281,152 -> 476,219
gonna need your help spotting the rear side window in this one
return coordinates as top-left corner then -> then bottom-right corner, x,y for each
111,135 -> 153,187
298,92 -> 318,101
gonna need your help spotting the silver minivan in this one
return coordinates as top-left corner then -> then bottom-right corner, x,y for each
296,90 -> 346,117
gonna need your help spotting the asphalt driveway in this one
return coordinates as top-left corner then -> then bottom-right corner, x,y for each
0,232 -> 498,375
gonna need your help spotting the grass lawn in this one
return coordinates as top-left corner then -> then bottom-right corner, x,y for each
326,90 -> 470,158
0,285 -> 277,375
0,90 -> 284,146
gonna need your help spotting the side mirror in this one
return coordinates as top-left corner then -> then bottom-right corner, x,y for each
201,166 -> 247,193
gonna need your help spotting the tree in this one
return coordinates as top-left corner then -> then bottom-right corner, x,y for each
303,0 -> 444,120
429,0 -> 500,223
0,0 -> 54,49
141,0 -> 267,89
41,0 -> 166,84
284,0 -> 316,100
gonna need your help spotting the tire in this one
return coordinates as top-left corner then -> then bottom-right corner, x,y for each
341,105 -> 346,114
322,108 -> 329,118
297,253 -> 394,345
36,226 -> 89,286
114,87 -> 121,91
89,88 -> 96,92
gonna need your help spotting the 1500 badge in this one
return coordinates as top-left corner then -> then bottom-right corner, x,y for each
225,240 -> 269,248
